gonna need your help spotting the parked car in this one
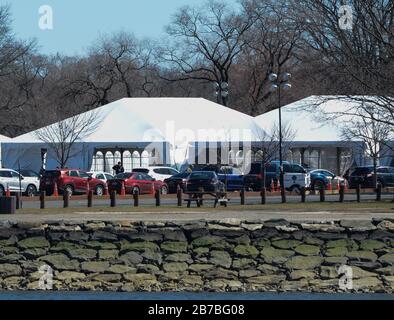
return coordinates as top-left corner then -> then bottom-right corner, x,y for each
0,168 -> 39,197
309,169 -> 347,190
199,165 -> 244,191
244,161 -> 310,193
348,166 -> 394,188
164,171 -> 191,193
40,169 -> 107,196
108,172 -> 168,195
88,171 -> 114,183
14,169 -> 40,196
185,171 -> 225,193
132,167 -> 179,181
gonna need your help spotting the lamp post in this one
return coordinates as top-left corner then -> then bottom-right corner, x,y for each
269,72 -> 292,203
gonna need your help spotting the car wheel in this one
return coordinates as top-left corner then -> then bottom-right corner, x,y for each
0,185 -> 4,197
161,185 -> 168,195
64,185 -> 74,197
26,185 -> 37,197
291,185 -> 301,195
95,185 -> 104,196
132,186 -> 140,195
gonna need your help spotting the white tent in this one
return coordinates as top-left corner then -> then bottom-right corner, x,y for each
1,98 -> 262,171
0,134 -> 11,168
254,95 -> 394,171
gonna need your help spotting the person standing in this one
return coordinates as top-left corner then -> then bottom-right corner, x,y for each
113,162 -> 124,175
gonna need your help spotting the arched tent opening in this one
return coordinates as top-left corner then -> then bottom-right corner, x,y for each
123,151 -> 132,172
105,151 -> 114,174
91,151 -> 104,172
141,150 -> 149,168
228,150 -> 235,165
132,151 -> 141,169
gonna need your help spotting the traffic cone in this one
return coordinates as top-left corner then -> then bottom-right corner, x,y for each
344,179 -> 349,191
121,181 -> 126,197
270,179 -> 275,192
5,184 -> 11,197
104,183 -> 109,196
53,182 -> 59,197
327,179 -> 332,191
276,179 -> 281,192
337,179 -> 341,191
151,183 -> 155,196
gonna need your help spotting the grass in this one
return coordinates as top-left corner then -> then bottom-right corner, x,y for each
14,199 -> 394,215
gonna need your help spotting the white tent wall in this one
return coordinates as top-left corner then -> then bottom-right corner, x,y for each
0,141 -> 171,172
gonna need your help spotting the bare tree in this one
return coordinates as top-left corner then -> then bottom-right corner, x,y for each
252,122 -> 296,189
159,0 -> 254,106
341,108 -> 393,187
35,111 -> 101,168
234,0 -> 302,115
294,0 -> 394,125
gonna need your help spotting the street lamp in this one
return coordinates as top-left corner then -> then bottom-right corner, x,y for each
215,81 -> 229,106
269,72 -> 292,203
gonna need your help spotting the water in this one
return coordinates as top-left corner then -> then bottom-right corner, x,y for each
0,292 -> 393,300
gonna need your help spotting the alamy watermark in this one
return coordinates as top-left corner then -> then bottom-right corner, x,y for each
338,265 -> 353,291
38,264 -> 53,290
338,5 -> 353,30
38,5 -> 53,30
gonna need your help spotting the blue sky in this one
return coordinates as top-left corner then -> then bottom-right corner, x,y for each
7,0 -> 236,56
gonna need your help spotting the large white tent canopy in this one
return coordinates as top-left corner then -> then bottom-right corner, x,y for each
1,98 -> 262,170
254,95 -> 381,142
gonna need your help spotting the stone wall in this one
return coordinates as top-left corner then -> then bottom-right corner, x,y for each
1,218 -> 394,292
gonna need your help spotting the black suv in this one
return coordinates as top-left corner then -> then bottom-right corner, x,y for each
349,166 -> 394,188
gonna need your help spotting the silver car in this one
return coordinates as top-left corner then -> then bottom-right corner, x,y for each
0,168 -> 39,197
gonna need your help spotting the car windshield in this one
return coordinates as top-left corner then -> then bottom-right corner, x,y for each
18,170 -> 38,177
351,167 -> 373,175
173,172 -> 190,178
189,172 -> 215,179
43,170 -> 61,178
132,168 -> 149,174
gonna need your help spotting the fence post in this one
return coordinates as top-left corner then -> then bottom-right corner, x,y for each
376,183 -> 382,202
110,190 -> 116,207
339,184 -> 345,203
319,187 -> 325,202
133,189 -> 139,207
88,190 -> 93,208
177,185 -> 182,207
241,187 -> 245,205
356,184 -> 361,203
155,188 -> 161,207
40,191 -> 45,209
63,190 -> 69,208
261,187 -> 266,205
15,193 -> 21,210
301,187 -> 306,203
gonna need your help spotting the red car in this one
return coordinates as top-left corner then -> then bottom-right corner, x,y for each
40,169 -> 107,196
108,172 -> 168,195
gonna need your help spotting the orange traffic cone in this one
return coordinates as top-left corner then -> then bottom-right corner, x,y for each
151,183 -> 155,196
5,184 -> 11,197
276,179 -> 281,192
121,181 -> 126,197
327,179 -> 332,191
53,182 -> 59,197
337,179 -> 341,191
270,179 -> 275,192
344,179 -> 349,191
